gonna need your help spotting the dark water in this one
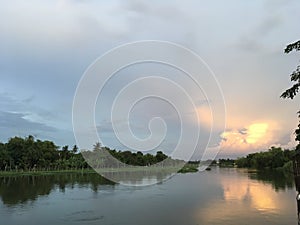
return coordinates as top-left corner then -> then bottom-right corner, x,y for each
0,168 -> 297,225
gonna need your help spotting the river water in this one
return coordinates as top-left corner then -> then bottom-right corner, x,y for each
0,167 -> 297,225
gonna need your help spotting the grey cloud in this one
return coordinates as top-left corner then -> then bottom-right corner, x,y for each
0,93 -> 39,111
0,110 -> 76,147
123,0 -> 183,21
234,1 -> 291,54
0,111 -> 56,132
263,0 -> 297,11
0,92 -> 73,137
123,0 -> 150,14
97,118 -> 167,135
257,15 -> 283,36
0,111 -> 58,143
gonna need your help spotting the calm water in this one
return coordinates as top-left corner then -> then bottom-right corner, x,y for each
0,168 -> 297,225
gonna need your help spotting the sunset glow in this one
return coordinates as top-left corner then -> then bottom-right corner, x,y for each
246,123 -> 269,144
219,122 -> 276,154
196,106 -> 213,128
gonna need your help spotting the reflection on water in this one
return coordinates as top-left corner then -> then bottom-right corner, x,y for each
0,168 -> 297,225
0,171 -> 173,206
0,173 -> 114,206
101,170 -> 174,186
222,169 -> 294,210
248,169 -> 294,191
196,168 -> 296,225
222,171 -> 290,211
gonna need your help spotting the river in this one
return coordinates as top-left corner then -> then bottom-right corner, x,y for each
0,167 -> 297,225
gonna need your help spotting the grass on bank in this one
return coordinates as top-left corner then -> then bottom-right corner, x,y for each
0,164 -> 201,177
178,163 -> 199,173
0,169 -> 97,177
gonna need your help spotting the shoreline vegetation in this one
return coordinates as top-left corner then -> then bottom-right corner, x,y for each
200,147 -> 295,174
235,147 -> 295,173
0,135 -> 201,177
0,164 -> 201,177
0,135 -> 296,177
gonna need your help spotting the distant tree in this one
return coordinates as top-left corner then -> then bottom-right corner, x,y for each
136,151 -> 145,166
6,136 -> 25,169
236,157 -> 249,168
218,158 -> 235,167
144,153 -> 156,166
121,151 -> 134,165
0,142 -> 9,170
235,147 -> 291,169
269,147 -> 285,168
155,151 -> 168,162
93,142 -> 101,151
72,145 -> 78,154
37,140 -> 58,169
0,136 -> 182,171
61,145 -> 70,160
281,40 -> 300,151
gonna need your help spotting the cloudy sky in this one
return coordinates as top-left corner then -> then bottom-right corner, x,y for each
0,0 -> 300,159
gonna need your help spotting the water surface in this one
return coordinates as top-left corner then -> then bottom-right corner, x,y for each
0,168 -> 297,225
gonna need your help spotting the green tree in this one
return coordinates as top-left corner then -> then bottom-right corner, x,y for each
236,157 -> 249,168
155,151 -> 168,162
235,147 -> 290,169
6,136 -> 25,169
144,153 -> 156,166
136,151 -> 145,166
0,142 -> 10,170
72,145 -> 78,154
93,142 -> 101,151
281,40 -> 300,151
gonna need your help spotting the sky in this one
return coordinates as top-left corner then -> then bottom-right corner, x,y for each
0,0 -> 300,159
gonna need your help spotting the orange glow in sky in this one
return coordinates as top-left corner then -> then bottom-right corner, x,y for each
196,100 -> 297,155
246,123 -> 268,144
219,122 -> 276,154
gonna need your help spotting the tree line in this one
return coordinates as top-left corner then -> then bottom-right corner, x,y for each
0,135 -> 87,171
0,136 -> 295,172
0,135 -> 175,172
82,142 -> 181,169
235,147 -> 294,170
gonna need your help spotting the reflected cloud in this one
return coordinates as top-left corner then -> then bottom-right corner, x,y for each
222,177 -> 278,211
195,169 -> 295,224
223,178 -> 249,201
250,184 -> 277,211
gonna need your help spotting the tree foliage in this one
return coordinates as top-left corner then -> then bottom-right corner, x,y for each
0,136 -> 172,171
281,40 -> 300,150
218,158 -> 235,167
83,145 -> 172,168
235,147 -> 294,170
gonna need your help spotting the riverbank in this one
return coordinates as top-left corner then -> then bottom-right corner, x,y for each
0,169 -> 97,177
0,164 -> 200,177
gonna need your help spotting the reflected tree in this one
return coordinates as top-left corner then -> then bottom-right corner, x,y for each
0,173 -> 115,206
